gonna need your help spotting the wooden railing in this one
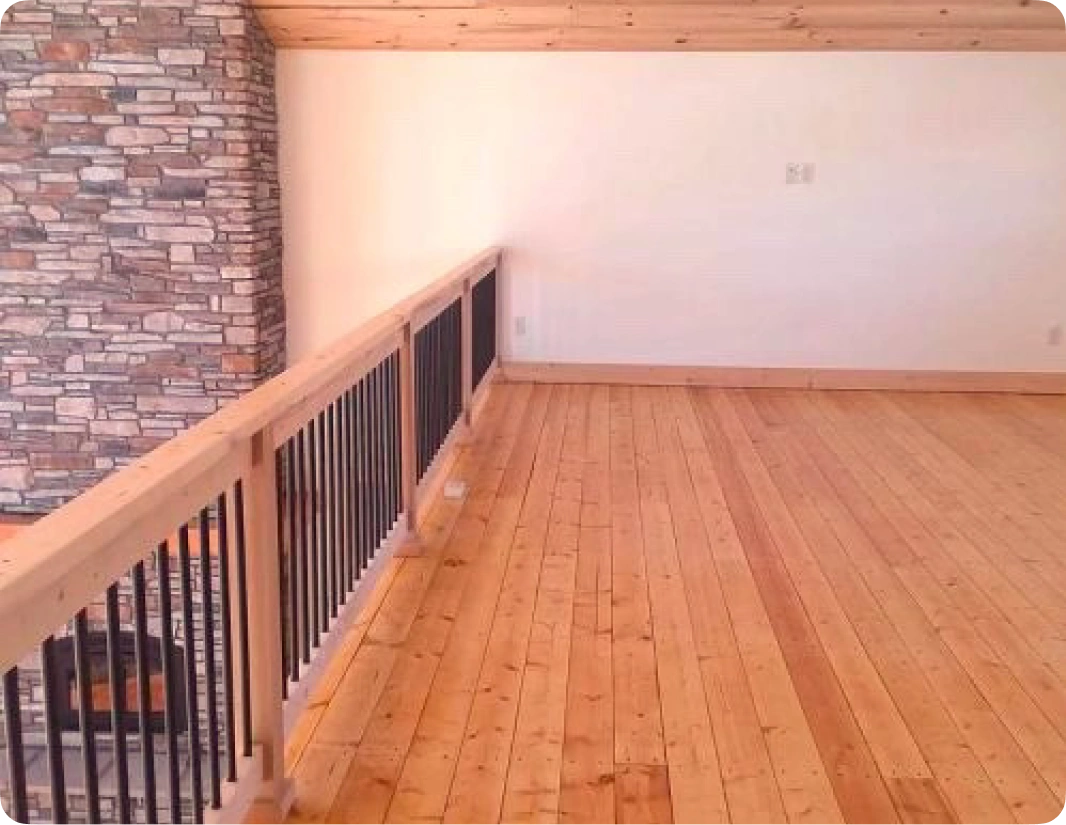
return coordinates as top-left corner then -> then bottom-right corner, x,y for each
0,249 -> 502,824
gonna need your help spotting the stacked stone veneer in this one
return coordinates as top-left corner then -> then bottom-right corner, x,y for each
0,0 -> 284,513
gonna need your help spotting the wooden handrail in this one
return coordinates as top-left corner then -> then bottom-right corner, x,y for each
0,248 -> 500,672
0,246 -> 502,821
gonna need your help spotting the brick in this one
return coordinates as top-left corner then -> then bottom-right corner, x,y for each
158,48 -> 205,66
142,310 -> 184,333
221,352 -> 257,373
0,315 -> 51,336
105,126 -> 169,146
31,72 -> 115,87
55,396 -> 95,419
9,109 -> 46,131
41,40 -> 91,61
136,395 -> 216,414
79,165 -> 125,182
0,465 -> 33,491
144,225 -> 215,243
89,419 -> 140,437
0,251 -> 35,269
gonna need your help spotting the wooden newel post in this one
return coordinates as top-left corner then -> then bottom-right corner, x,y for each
400,322 -> 419,534
243,428 -> 289,819
461,277 -> 473,430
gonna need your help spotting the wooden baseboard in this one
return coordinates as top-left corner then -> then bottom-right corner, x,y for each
500,361 -> 1066,395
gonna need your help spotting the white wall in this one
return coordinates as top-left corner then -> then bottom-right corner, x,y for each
278,52 -> 1066,371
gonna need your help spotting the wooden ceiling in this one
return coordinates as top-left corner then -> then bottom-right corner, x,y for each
253,0 -> 1066,50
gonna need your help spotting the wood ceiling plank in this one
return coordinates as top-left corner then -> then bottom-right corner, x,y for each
254,2 -> 1066,49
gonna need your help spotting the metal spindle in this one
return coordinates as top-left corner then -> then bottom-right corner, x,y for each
336,396 -> 348,598
132,561 -> 159,823
40,637 -> 67,824
308,418 -> 322,648
217,492 -> 238,783
2,668 -> 28,824
297,430 -> 311,665
156,542 -> 182,824
316,410 -> 329,631
327,403 -> 338,618
73,610 -> 101,823
343,389 -> 356,589
233,482 -> 253,759
200,508 -> 222,809
286,440 -> 299,683
178,524 -> 204,821
368,365 -> 380,550
274,453 -> 288,700
105,583 -> 132,823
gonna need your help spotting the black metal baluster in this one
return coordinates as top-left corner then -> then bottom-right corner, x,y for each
297,430 -> 311,665
382,358 -> 393,535
156,542 -> 182,824
316,411 -> 329,631
327,402 -> 338,618
308,418 -> 321,649
336,396 -> 348,599
233,482 -> 253,759
132,560 -> 159,824
390,353 -> 402,528
286,439 -> 299,683
428,317 -> 438,466
355,377 -> 367,575
274,452 -> 288,700
105,583 -> 132,823
40,637 -> 67,824
453,301 -> 463,423
350,390 -> 359,590
199,508 -> 222,810
367,365 -> 379,552
217,492 -> 238,783
415,327 -> 425,477
344,389 -> 356,589
376,363 -> 387,546
2,668 -> 28,824
178,524 -> 204,822
445,306 -> 454,430
73,610 -> 101,824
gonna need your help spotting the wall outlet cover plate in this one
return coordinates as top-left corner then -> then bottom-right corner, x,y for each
443,479 -> 468,500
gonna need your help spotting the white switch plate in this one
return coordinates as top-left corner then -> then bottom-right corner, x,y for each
786,162 -> 815,185
515,316 -> 528,336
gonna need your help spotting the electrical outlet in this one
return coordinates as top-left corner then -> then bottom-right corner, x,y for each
786,162 -> 815,185
443,479 -> 468,500
1049,324 -> 1063,347
515,316 -> 528,337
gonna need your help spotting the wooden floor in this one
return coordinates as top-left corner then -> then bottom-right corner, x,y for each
285,383 -> 1066,824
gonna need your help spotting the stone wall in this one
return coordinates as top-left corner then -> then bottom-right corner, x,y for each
0,0 -> 285,513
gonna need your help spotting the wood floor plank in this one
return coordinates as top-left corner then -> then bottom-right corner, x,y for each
634,386 -> 729,823
286,382 -> 1066,825
608,385 -> 668,768
502,385 -> 588,822
671,386 -> 843,825
694,388 -> 900,824
560,384 -> 616,824
615,764 -> 673,825
745,389 -> 1015,824
385,383 -> 551,823
327,383 -> 534,822
788,392 -> 1061,818
442,385 -> 572,822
